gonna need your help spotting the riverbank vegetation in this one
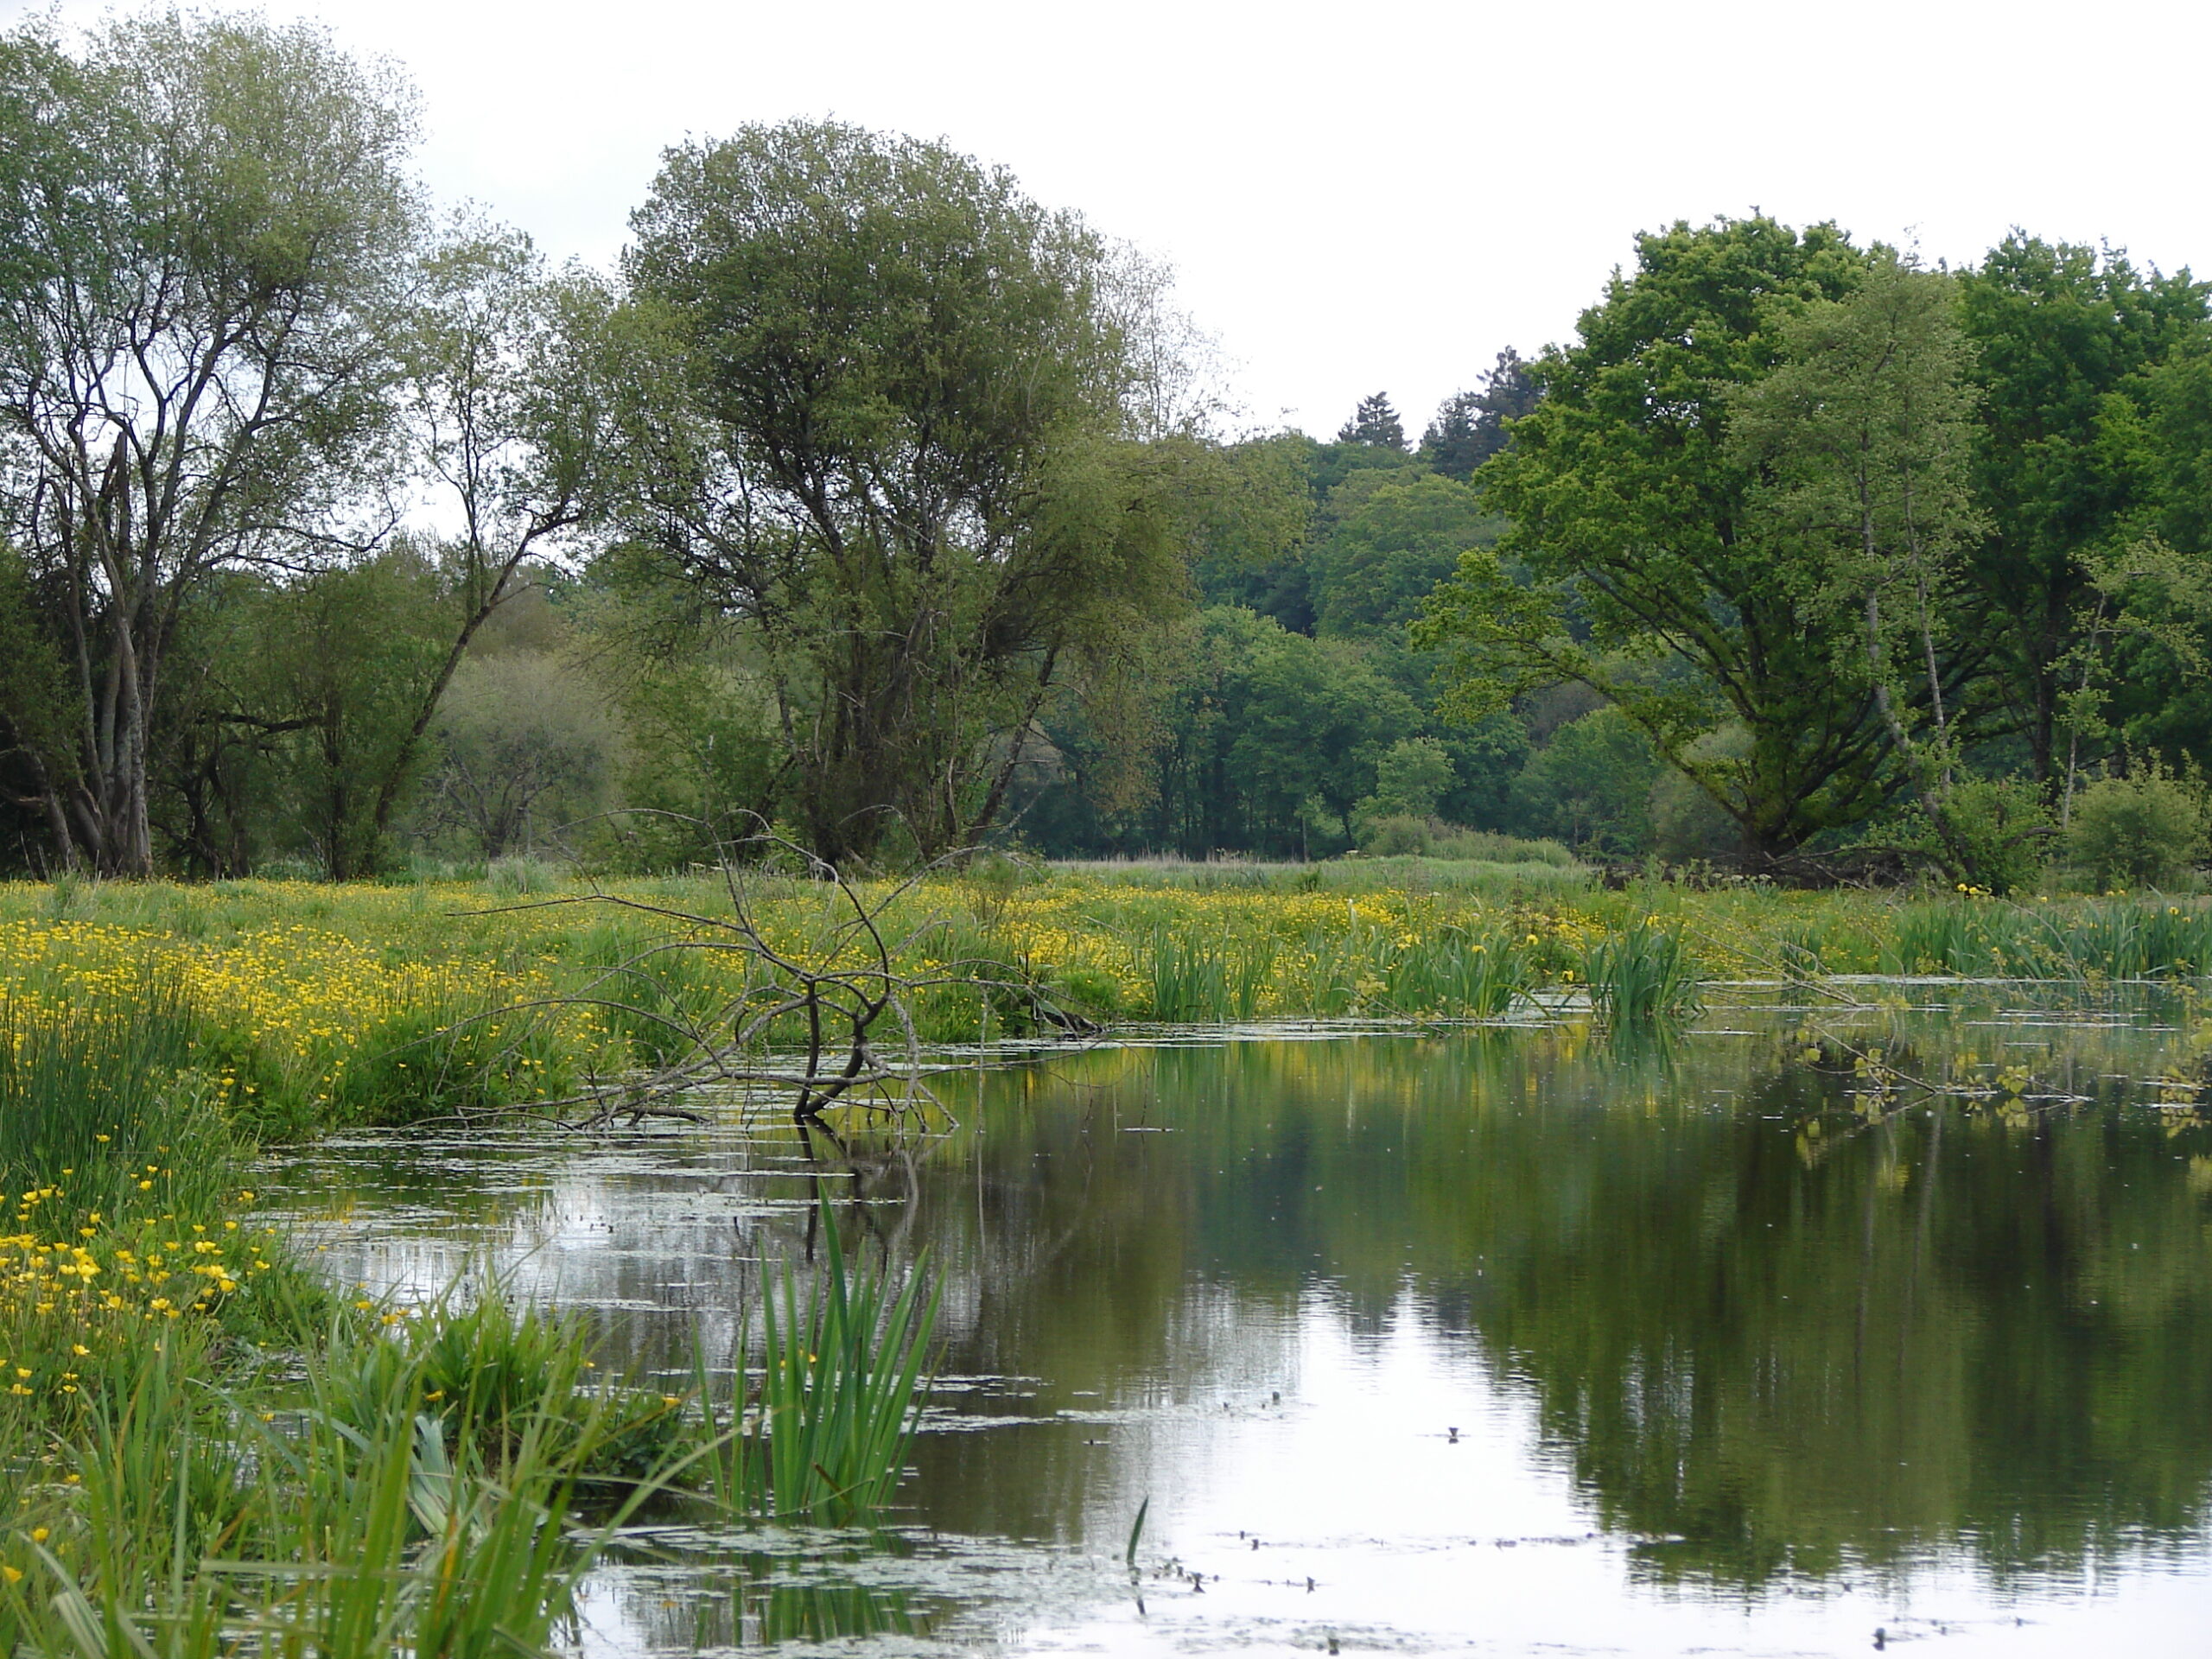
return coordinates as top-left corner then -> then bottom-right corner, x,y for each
0,971 -> 938,1651
10,868 -> 2212,1133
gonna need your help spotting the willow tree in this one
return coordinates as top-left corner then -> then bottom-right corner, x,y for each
0,13 -> 421,874
620,121 -> 1242,863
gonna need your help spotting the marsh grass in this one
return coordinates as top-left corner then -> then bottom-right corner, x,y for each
22,876 -> 2212,1147
2,1297 -> 673,1659
0,976 -> 196,1198
1141,928 -> 1278,1022
696,1205 -> 936,1521
1584,919 -> 1703,1027
1383,926 -> 1535,1017
1880,898 -> 2212,979
321,1288 -> 683,1484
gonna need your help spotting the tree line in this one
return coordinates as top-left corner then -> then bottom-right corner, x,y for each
1036,219 -> 2212,887
3,12 -> 2209,882
0,12 -> 1291,876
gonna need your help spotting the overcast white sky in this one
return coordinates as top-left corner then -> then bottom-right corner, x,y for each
12,0 -> 2211,437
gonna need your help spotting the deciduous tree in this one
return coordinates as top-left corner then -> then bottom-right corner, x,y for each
1414,215 -> 1880,861
0,13 -> 422,873
1955,237 -> 2208,786
620,120 -> 1268,862
1727,253 -> 1988,875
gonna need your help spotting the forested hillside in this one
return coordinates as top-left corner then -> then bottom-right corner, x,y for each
4,14 -> 2210,885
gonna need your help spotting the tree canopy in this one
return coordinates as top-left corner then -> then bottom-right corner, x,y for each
1415,215 -> 1887,861
617,120 -> 1270,861
0,11 -> 422,873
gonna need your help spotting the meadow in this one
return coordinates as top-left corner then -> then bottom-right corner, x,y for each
7,857 -> 2212,1139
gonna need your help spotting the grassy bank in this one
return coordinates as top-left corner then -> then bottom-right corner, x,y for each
0,977 -> 936,1655
1,861 -> 2205,1644
7,864 -> 2212,1140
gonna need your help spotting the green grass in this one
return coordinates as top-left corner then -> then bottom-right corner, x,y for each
696,1203 -> 937,1521
0,976 -> 199,1204
1,1298 -> 672,1659
1583,918 -> 1704,1027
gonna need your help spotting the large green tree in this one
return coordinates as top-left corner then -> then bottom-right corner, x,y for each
1727,254 -> 1991,874
0,12 -> 423,874
619,120 -> 1249,863
1414,215 -> 1884,861
1955,236 -> 2209,785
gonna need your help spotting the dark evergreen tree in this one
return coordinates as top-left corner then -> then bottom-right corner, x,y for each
1337,391 -> 1407,449
1423,348 -> 1543,480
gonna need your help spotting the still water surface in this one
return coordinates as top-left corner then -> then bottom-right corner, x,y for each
267,990 -> 2212,1656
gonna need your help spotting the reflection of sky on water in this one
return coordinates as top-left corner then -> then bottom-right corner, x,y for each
263,996 -> 2212,1656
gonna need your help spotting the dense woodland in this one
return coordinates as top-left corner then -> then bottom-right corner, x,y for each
5,13 -> 2212,886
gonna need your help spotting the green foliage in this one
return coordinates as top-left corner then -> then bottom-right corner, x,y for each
247,551 -> 454,880
1147,607 -> 1420,857
1880,896 -> 2212,977
1,1298 -> 663,1659
1511,708 -> 1662,855
1416,215 -> 1889,860
0,982 -> 197,1200
1363,737 -> 1456,819
0,11 -> 424,876
698,1203 -> 937,1520
1731,255 -> 1988,865
422,651 -> 624,861
1351,817 -> 1576,865
2066,772 -> 2205,890
1958,236 -> 2211,784
620,119 -> 1270,864
1336,391 -> 1407,449
1582,918 -> 1702,1027
1421,349 -> 1541,480
1141,928 -> 1279,1022
321,1290 -> 683,1482
0,545 -> 79,842
1918,778 -> 2052,894
1308,470 -> 1500,637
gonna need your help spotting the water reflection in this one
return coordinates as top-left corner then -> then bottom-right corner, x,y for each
267,994 -> 2212,1654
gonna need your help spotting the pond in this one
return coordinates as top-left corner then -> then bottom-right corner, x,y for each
266,988 -> 2212,1656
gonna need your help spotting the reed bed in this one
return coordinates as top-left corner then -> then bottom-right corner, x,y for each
1583,919 -> 1704,1027
0,977 -> 937,1652
0,1296 -> 677,1658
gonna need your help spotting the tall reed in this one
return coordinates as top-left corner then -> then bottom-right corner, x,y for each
1583,919 -> 1702,1027
0,976 -> 195,1195
1141,928 -> 1276,1022
697,1204 -> 936,1521
2,1297 -> 674,1658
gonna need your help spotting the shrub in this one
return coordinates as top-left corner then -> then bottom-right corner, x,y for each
1933,779 -> 2052,894
1351,813 -> 1576,866
2066,772 -> 2205,891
